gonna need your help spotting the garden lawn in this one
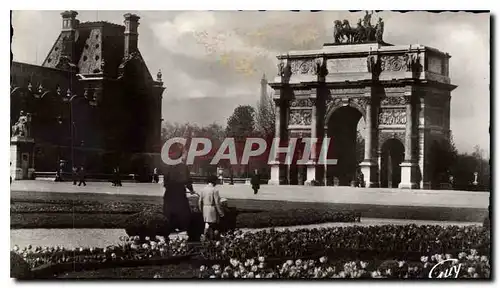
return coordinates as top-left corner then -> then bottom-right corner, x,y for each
11,191 -> 487,230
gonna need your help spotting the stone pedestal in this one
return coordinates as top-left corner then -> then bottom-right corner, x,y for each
10,136 -> 35,181
359,161 -> 379,188
399,161 -> 419,189
269,162 -> 281,185
304,161 -> 316,186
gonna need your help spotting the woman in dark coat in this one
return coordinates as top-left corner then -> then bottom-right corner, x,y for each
162,144 -> 195,237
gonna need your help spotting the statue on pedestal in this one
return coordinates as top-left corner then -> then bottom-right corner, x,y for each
12,111 -> 31,138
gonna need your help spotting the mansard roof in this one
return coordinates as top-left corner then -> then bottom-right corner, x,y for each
41,21 -> 126,78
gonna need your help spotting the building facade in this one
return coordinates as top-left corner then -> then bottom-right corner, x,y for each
268,39 -> 456,189
10,11 -> 164,177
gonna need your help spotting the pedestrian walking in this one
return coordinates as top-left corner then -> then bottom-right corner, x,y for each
198,175 -> 225,240
251,169 -> 261,195
153,167 -> 159,183
72,166 -> 78,185
78,166 -> 86,186
112,167 -> 122,186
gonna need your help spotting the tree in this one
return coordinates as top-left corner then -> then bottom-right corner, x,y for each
225,105 -> 256,138
255,91 -> 276,139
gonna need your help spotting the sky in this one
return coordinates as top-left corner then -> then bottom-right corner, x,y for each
11,10 -> 490,155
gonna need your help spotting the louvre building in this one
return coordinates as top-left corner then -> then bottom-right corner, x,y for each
10,11 -> 164,179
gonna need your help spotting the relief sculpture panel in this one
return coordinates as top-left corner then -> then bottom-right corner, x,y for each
380,96 -> 406,106
327,58 -> 367,73
290,59 -> 315,75
289,109 -> 312,126
290,98 -> 313,108
380,55 -> 405,72
378,109 -> 407,125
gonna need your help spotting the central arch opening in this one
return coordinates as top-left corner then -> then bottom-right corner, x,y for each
326,106 -> 364,186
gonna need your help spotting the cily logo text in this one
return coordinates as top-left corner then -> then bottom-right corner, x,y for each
428,259 -> 462,279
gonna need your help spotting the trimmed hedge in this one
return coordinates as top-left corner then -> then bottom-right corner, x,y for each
11,252 -> 32,279
123,207 -> 359,239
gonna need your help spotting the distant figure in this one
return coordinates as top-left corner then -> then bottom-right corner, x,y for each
72,166 -> 78,185
112,167 -> 122,187
198,175 -> 225,240
357,171 -> 364,187
55,169 -> 62,182
251,169 -> 261,195
78,166 -> 86,186
153,167 -> 159,183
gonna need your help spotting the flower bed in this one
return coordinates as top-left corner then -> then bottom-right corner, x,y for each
199,225 -> 490,261
11,236 -> 194,278
11,224 -> 491,279
196,250 -> 490,279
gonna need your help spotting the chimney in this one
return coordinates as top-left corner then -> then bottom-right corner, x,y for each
123,13 -> 140,57
60,11 -> 78,63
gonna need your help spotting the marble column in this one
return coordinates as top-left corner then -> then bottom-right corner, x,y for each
399,92 -> 419,189
269,98 -> 282,185
305,98 -> 317,186
359,91 -> 379,187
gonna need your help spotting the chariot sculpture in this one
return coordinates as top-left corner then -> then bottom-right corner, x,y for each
333,11 -> 384,44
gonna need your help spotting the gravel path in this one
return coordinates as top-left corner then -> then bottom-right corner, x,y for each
11,180 -> 489,209
10,218 -> 481,250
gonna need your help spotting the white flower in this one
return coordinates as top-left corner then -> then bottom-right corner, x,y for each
473,273 -> 480,278
371,271 -> 380,278
251,265 -> 258,272
295,259 -> 302,266
145,236 -> 150,241
233,271 -> 240,278
248,272 -> 255,278
221,272 -> 229,278
420,256 -> 428,263
258,262 -> 265,269
249,258 -> 255,266
360,261 -> 368,269
111,253 -> 116,259
286,260 -> 294,266
258,256 -> 265,263
209,275 -> 216,278
458,252 -> 467,259
153,273 -> 161,278
142,243 -> 149,249
386,268 -> 392,275
338,271 -> 346,278
319,256 -> 328,263
467,267 -> 476,274
150,241 -> 157,246
255,274 -> 261,278
481,256 -> 489,262
470,249 -> 478,256
199,265 -> 206,272
445,254 -> 452,260
398,261 -> 405,268
212,264 -> 220,271
13,245 -> 19,252
215,241 -> 221,247
230,259 -> 239,267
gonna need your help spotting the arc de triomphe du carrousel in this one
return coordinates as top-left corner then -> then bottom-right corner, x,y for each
268,12 -> 456,189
